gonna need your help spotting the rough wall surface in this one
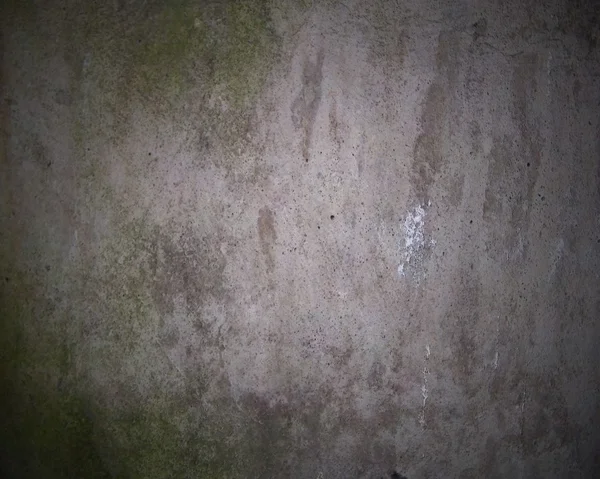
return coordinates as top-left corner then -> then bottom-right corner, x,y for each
1,0 -> 599,477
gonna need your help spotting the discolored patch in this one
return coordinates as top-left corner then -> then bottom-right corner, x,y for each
367,360 -> 386,388
447,173 -> 465,207
54,88 -> 72,106
472,18 -> 488,42
435,31 -> 460,90
456,326 -> 477,379
364,8 -> 407,80
152,230 -> 227,316
291,49 -> 324,162
411,83 -> 446,204
329,96 -> 341,151
258,206 -> 277,273
411,31 -> 462,204
521,383 -> 572,456
482,127 -> 539,260
442,272 -> 483,396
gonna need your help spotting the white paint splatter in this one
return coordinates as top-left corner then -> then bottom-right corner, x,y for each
398,205 -> 431,278
419,366 -> 429,427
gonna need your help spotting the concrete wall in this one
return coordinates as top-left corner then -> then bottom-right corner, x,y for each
1,0 -> 599,477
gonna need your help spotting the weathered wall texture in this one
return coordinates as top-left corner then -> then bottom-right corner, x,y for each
1,0 -> 599,477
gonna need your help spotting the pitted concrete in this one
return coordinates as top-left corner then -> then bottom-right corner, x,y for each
1,0 -> 599,477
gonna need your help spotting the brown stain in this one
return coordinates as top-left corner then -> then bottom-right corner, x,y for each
366,21 -> 406,80
356,129 -> 367,176
472,18 -> 488,42
412,128 -> 440,204
411,31 -> 467,206
291,49 -> 324,163
411,33 -> 458,205
328,95 -> 341,151
258,206 -> 277,273
442,270 -> 482,396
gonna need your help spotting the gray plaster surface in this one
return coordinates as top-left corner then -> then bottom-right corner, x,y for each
1,0 -> 599,477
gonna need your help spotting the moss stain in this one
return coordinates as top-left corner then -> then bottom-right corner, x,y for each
1,1 -> 300,477
69,0 -> 279,143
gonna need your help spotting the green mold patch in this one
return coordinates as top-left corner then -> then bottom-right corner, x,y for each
65,213 -> 301,477
58,216 -> 239,476
0,245 -> 306,477
68,0 -> 280,153
0,268 -> 108,478
0,227 -> 242,477
97,403 -> 242,478
1,2 -> 307,475
133,5 -> 205,102
214,0 -> 279,107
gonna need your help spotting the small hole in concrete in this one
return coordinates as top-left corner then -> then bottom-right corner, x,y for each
330,215 -> 335,220
527,162 -> 530,167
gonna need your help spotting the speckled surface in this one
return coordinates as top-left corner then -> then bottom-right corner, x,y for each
1,0 -> 599,477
